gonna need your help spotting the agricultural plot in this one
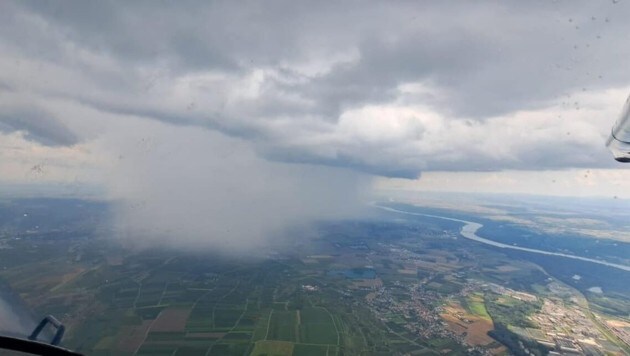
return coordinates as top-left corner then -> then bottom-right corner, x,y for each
136,305 -> 165,320
3,200 -> 582,356
224,332 -> 253,340
466,294 -> 491,320
207,343 -> 251,356
141,332 -> 218,355
135,283 -> 166,307
151,307 -> 192,332
441,302 -> 498,348
157,283 -> 190,305
110,280 -> 140,308
115,320 -> 153,353
251,340 -> 294,356
186,298 -> 215,329
214,304 -> 246,329
298,323 -> 338,345
234,312 -> 258,331
174,346 -> 209,356
298,307 -> 339,345
145,332 -> 188,342
252,309 -> 272,341
292,344 -> 337,356
267,310 -> 297,342
135,344 -> 178,356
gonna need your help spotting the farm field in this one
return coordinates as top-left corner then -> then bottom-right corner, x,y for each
1,198 -> 628,355
441,302 -> 504,351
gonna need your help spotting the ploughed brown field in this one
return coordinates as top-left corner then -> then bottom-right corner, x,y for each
441,303 -> 506,355
150,307 -> 192,332
117,320 -> 153,353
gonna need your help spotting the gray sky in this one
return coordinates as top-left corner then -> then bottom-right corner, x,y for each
1,0 -> 630,176
1,1 -> 629,248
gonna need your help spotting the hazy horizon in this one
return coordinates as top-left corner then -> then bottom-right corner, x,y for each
1,0 -> 629,252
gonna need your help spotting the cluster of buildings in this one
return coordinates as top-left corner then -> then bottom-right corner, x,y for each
483,282 -> 537,302
335,235 -> 629,356
365,282 -> 450,339
301,284 -> 319,292
602,318 -> 630,350
514,299 -> 625,355
364,279 -> 503,355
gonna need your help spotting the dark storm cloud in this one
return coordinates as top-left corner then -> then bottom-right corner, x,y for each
282,1 -> 630,118
2,0 -> 629,176
0,107 -> 78,146
260,145 -> 421,179
20,1 -> 630,115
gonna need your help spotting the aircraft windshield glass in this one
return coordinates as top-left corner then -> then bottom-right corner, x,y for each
0,1 -> 629,355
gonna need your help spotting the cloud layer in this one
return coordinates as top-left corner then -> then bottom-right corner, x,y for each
2,0 -> 630,178
1,1 -> 630,251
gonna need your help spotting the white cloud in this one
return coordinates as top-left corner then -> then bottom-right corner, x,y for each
375,169 -> 630,199
0,0 -> 629,234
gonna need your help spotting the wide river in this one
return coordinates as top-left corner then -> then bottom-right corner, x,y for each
376,204 -> 630,273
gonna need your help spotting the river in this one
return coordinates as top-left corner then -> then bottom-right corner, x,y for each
376,204 -> 630,273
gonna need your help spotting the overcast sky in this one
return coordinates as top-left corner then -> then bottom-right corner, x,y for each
1,1 -> 630,213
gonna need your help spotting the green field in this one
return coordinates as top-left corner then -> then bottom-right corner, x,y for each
252,309 -> 272,341
251,340 -> 294,356
207,343 -> 251,356
214,304 -> 246,328
3,199 -> 615,356
298,308 -> 338,345
292,344 -> 334,356
136,344 -> 178,355
267,310 -> 297,342
467,294 -> 491,320
174,346 -> 208,356
186,305 -> 214,332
